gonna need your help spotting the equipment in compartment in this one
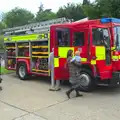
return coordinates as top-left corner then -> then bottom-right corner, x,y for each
31,41 -> 49,73
18,42 -> 29,57
7,58 -> 16,68
32,58 -> 48,71
7,49 -> 16,56
5,43 -> 16,69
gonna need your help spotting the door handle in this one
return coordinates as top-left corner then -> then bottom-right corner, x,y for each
92,56 -> 97,60
54,56 -> 60,58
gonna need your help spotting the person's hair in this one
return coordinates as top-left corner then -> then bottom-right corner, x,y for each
75,51 -> 80,56
67,50 -> 73,58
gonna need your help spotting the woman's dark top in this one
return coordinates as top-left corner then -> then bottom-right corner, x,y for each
67,56 -> 81,84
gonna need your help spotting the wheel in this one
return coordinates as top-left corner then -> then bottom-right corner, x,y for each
17,63 -> 29,80
78,69 -> 96,92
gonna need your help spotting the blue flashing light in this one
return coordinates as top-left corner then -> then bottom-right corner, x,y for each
101,18 -> 120,23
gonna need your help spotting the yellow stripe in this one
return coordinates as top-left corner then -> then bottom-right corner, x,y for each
32,56 -> 48,58
32,52 -> 48,54
111,47 -> 115,50
91,60 -> 96,65
96,46 -> 105,60
58,47 -> 74,58
112,56 -> 119,60
32,46 -> 48,48
48,33 -> 50,39
54,58 -> 59,67
32,69 -> 49,73
18,46 -> 29,48
16,57 -> 30,59
4,33 -> 50,42
81,58 -> 87,62
6,47 -> 15,49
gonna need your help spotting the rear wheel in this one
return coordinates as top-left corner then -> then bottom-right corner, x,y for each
78,69 -> 96,92
17,63 -> 29,80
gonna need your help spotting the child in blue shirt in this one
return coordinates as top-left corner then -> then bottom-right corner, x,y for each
71,51 -> 81,62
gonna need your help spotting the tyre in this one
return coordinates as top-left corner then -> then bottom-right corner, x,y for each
17,63 -> 29,80
78,69 -> 96,92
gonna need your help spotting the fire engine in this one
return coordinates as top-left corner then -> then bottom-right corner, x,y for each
3,17 -> 120,91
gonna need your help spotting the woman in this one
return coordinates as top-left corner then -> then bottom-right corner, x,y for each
66,50 -> 83,99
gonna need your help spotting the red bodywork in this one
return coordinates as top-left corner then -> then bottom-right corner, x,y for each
6,19 -> 119,83
50,20 -> 113,81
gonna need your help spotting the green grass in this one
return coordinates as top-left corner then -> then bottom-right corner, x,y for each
0,67 -> 14,74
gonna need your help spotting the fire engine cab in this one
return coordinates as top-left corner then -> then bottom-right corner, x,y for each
3,18 -> 120,91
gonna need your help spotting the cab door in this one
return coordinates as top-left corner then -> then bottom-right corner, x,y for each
52,27 -> 72,80
91,27 -> 112,79
72,28 -> 89,63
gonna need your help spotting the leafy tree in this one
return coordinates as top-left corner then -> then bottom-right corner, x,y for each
0,35 -> 4,50
57,3 -> 86,21
36,3 -> 57,22
0,22 -> 6,30
82,2 -> 100,19
83,0 -> 90,5
83,0 -> 120,19
96,0 -> 120,18
3,7 -> 34,28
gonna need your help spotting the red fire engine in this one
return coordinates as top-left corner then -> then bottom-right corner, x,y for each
3,18 -> 120,91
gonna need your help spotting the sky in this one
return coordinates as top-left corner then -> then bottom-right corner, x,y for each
0,0 -> 94,14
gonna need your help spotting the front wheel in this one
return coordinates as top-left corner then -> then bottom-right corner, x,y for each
17,63 -> 29,80
78,69 -> 96,92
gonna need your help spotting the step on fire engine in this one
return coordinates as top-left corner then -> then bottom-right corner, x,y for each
3,17 -> 120,91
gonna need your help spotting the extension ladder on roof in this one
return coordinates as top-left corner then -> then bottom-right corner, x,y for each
3,18 -> 73,35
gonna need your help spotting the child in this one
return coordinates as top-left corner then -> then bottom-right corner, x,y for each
71,51 -> 81,62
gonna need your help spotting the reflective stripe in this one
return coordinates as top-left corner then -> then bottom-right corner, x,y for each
54,58 -> 59,67
112,56 -> 119,60
91,60 -> 96,65
81,58 -> 87,62
111,47 -> 115,50
58,47 -> 74,58
4,33 -> 49,41
96,46 -> 105,60
48,33 -> 50,39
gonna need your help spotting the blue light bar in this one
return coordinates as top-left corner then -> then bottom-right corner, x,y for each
101,18 -> 120,23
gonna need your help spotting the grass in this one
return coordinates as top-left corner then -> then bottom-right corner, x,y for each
0,67 -> 14,74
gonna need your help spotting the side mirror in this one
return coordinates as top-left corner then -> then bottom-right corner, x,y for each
116,34 -> 119,48
100,31 -> 104,40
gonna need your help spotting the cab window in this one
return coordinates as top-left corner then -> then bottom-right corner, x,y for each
56,28 -> 70,47
92,28 -> 110,46
73,32 -> 84,46
114,27 -> 120,50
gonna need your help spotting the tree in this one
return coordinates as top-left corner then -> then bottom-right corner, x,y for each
82,0 -> 120,19
38,3 -> 44,13
36,3 -> 57,22
83,0 -> 90,5
0,13 -> 6,30
97,0 -> 120,18
3,7 -> 34,28
82,2 -> 100,19
0,22 -> 6,30
57,3 -> 86,21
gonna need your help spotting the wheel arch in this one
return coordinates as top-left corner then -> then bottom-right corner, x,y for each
16,59 -> 31,74
80,64 -> 96,77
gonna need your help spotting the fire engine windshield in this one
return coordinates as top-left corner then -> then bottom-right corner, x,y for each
114,26 -> 120,50
92,28 -> 110,47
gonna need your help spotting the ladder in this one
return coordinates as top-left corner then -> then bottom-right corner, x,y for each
3,18 -> 73,35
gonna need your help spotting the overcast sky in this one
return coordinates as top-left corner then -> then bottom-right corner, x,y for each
0,0 -> 95,14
